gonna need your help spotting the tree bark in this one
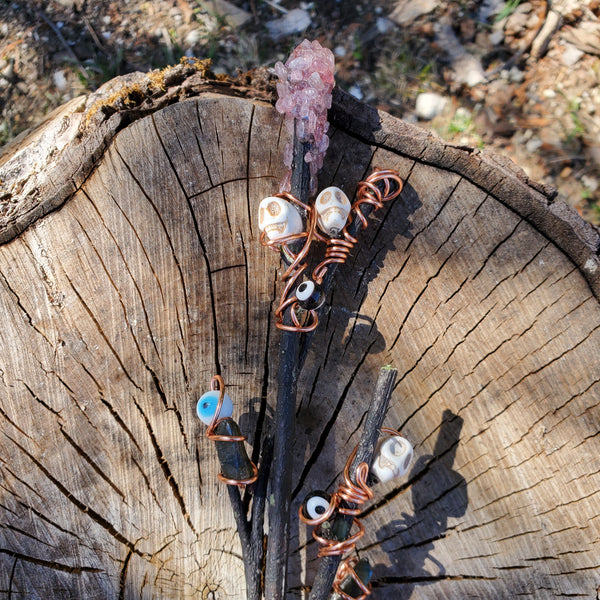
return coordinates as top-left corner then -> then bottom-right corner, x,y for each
0,65 -> 599,599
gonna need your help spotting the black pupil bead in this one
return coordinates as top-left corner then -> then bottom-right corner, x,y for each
203,402 -> 210,409
316,505 -> 325,515
297,281 -> 325,310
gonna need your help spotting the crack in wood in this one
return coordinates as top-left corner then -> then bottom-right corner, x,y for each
3,432 -> 145,557
112,139 -> 192,326
132,397 -> 197,537
0,549 -> 102,575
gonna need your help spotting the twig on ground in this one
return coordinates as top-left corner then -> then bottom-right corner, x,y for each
37,11 -> 90,81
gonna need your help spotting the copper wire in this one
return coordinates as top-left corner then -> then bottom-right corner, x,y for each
298,444 -> 374,558
312,168 -> 403,284
332,556 -> 372,600
260,192 -> 321,332
205,375 -> 258,487
261,170 -> 403,332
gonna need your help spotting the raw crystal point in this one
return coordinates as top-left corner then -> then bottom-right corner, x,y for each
258,196 -> 303,242
196,390 -> 234,425
315,186 -> 351,236
331,558 -> 372,600
214,418 -> 256,482
371,434 -> 414,483
274,39 -> 335,194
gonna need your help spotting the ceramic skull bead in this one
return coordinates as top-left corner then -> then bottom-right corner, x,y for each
315,186 -> 351,236
258,196 -> 303,242
371,434 -> 413,483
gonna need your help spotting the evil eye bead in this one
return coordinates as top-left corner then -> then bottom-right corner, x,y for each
196,390 -> 234,425
296,280 -> 325,310
301,490 -> 332,521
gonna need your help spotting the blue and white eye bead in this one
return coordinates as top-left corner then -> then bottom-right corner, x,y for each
301,490 -> 332,521
296,280 -> 325,310
196,390 -> 234,425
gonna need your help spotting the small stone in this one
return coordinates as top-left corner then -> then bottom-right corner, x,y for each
333,45 -> 346,57
415,92 -> 448,120
561,43 -> 584,67
390,0 -> 437,25
376,17 -> 394,34
581,175 -> 598,193
266,8 -> 312,40
509,67 -> 525,83
348,85 -> 363,100
488,28 -> 505,46
543,88 -> 556,99
52,70 -> 68,91
185,29 -> 203,47
526,138 -> 543,153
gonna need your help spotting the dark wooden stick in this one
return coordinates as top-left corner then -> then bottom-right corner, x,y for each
264,130 -> 312,599
308,366 -> 398,600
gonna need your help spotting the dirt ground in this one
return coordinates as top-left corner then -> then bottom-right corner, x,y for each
1,0 -> 600,223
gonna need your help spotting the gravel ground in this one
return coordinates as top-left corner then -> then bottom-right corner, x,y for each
1,0 -> 600,223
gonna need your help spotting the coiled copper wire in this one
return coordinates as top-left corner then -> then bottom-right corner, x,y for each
205,375 -> 258,487
312,168 -> 403,284
259,192 -> 322,332
332,556 -> 371,600
261,169 -> 403,332
298,444 -> 373,558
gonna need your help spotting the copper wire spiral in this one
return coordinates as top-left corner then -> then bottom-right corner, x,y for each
312,169 -> 403,284
299,445 -> 374,559
332,556 -> 371,600
205,375 -> 258,487
261,170 -> 403,332
259,192 -> 321,332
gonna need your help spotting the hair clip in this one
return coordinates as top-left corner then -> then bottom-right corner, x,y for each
197,375 -> 258,487
259,169 -> 403,334
370,427 -> 414,484
331,557 -> 372,600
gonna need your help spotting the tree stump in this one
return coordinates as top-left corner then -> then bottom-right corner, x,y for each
1,64 -> 599,599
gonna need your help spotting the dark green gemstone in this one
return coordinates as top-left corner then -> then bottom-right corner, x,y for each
333,558 -> 372,599
214,418 -> 255,482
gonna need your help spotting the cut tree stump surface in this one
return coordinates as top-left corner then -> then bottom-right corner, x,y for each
0,67 -> 599,599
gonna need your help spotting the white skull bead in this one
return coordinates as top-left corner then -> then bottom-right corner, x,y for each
371,435 -> 414,484
258,196 -> 303,242
315,186 -> 351,236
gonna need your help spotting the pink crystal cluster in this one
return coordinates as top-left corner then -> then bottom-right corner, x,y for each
274,39 -> 335,195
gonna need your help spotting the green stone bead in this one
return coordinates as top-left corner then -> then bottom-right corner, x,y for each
214,418 -> 255,482
330,558 -> 372,600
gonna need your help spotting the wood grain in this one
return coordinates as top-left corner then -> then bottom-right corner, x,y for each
0,87 -> 599,599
